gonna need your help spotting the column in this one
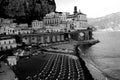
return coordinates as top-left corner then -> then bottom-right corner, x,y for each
41,36 -> 44,43
61,35 -> 64,41
47,36 -> 50,43
57,35 -> 60,42
52,36 -> 56,42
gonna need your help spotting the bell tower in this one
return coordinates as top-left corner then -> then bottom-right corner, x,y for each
74,6 -> 78,15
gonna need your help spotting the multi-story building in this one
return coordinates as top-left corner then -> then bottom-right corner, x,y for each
43,12 -> 70,32
43,12 -> 61,26
18,24 -> 28,29
0,21 -> 32,35
73,6 -> 88,29
32,20 -> 44,29
1,18 -> 13,24
67,6 -> 88,30
0,36 -> 17,51
0,24 -> 15,35
43,12 -> 69,26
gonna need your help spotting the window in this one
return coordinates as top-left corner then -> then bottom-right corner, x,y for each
13,30 -> 15,33
1,47 -> 3,50
9,41 -> 11,44
10,46 -> 12,49
4,41 -> 6,44
25,37 -> 27,40
32,37 -> 35,40
6,46 -> 8,50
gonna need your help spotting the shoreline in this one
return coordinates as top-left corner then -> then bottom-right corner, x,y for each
0,40 -> 97,80
78,45 -> 119,80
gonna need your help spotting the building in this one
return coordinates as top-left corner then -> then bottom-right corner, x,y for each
22,32 -> 68,45
43,12 -> 69,26
73,11 -> 88,29
1,18 -> 13,24
0,24 -> 15,35
66,6 -> 88,30
18,24 -> 28,29
43,12 -> 61,26
43,12 -> 71,32
73,6 -> 88,29
0,22 -> 32,35
0,36 -> 17,51
32,20 -> 44,29
21,28 -> 92,45
45,25 -> 65,32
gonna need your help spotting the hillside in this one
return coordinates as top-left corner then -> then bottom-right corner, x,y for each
88,12 -> 120,30
0,0 -> 56,24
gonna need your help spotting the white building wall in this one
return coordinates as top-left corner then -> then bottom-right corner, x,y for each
0,38 -> 17,50
32,20 -> 44,29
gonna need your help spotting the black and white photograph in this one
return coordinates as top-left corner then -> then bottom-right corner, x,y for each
0,0 -> 120,80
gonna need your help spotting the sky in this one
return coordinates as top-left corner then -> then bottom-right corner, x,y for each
55,0 -> 120,18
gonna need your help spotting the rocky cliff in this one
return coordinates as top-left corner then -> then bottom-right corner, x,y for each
0,0 -> 56,24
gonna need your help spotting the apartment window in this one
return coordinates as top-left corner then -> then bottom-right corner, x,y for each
25,37 -> 27,40
32,37 -> 35,40
13,30 -> 15,33
9,41 -> 11,44
4,41 -> 6,44
10,46 -> 12,49
1,47 -> 3,50
6,46 -> 8,50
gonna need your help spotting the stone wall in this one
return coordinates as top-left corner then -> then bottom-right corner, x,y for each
22,32 -> 67,45
21,29 -> 92,45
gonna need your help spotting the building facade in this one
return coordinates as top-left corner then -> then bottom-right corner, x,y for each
0,36 -> 17,51
32,20 -> 44,29
43,12 -> 69,28
22,32 -> 67,45
73,6 -> 88,29
18,24 -> 28,29
0,24 -> 32,35
21,28 -> 92,45
66,6 -> 88,30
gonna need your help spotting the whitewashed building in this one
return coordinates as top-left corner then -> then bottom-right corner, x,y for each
43,12 -> 69,26
0,36 -> 17,51
43,12 -> 70,32
32,20 -> 44,29
66,6 -> 88,30
0,23 -> 32,35
18,24 -> 28,29
73,10 -> 88,29
0,24 -> 15,35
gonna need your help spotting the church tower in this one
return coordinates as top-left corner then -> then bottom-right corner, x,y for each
74,6 -> 78,15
